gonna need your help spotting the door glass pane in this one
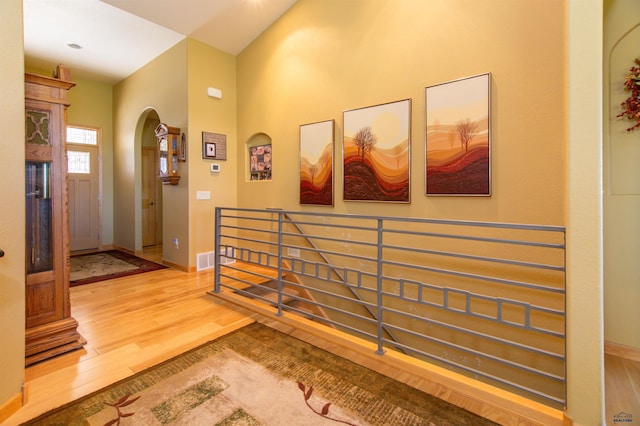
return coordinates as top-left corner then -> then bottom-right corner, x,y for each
26,162 -> 53,273
67,126 -> 97,145
67,151 -> 91,174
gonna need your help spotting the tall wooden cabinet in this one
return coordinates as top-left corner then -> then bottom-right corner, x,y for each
24,66 -> 85,365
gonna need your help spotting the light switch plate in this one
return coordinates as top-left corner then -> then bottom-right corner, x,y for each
196,191 -> 210,200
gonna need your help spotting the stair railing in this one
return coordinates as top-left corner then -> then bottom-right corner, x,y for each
212,207 -> 566,408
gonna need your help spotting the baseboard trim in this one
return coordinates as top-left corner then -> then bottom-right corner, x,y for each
605,340 -> 640,362
162,259 -> 189,272
0,390 -> 24,424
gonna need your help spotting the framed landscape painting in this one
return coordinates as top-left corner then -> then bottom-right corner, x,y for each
343,99 -> 411,203
425,73 -> 491,196
300,119 -> 334,205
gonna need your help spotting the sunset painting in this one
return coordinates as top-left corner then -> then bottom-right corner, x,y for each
343,99 -> 411,203
425,73 -> 491,196
300,119 -> 334,205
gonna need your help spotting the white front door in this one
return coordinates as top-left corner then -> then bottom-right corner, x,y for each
67,126 -> 100,252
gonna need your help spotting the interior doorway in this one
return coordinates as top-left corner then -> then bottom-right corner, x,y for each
140,110 -> 162,249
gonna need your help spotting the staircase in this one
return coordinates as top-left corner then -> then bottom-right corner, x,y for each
209,260 -> 331,325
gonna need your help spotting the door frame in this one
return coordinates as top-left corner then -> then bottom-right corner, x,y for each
66,124 -> 102,251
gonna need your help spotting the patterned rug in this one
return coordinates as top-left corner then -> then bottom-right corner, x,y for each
22,323 -> 497,426
70,250 -> 167,287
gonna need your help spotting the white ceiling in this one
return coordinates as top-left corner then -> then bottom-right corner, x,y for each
23,0 -> 297,84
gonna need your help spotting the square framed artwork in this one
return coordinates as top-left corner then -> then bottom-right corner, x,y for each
202,132 -> 227,160
203,141 -> 216,159
343,99 -> 411,203
425,73 -> 491,196
299,119 -> 334,205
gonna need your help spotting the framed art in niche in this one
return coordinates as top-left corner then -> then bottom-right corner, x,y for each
249,144 -> 272,181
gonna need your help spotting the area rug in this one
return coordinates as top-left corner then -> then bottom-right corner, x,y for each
70,250 -> 167,287
21,323 -> 498,426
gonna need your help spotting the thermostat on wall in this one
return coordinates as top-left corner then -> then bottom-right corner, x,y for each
210,163 -> 220,172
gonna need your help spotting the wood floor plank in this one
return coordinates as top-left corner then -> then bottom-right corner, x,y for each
3,247 -> 633,426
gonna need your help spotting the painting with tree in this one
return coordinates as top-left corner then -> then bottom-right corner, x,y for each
343,99 -> 411,202
425,73 -> 491,196
300,119 -> 334,205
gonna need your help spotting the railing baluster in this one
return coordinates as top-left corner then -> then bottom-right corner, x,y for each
212,207 -> 566,408
376,218 -> 385,355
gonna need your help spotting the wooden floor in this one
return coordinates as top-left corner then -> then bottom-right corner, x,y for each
605,353 -> 640,424
4,246 -> 637,425
6,247 -> 257,425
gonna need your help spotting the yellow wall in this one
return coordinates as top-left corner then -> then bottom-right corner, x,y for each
1,0 -> 605,423
603,0 -> 640,349
113,40 -> 189,266
236,0 -> 565,225
186,39 -> 238,264
67,77 -> 114,247
236,1 -> 604,424
0,0 -> 25,417
566,1 -> 604,424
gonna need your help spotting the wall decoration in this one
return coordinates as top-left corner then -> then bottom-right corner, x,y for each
249,144 -> 272,181
180,133 -> 186,162
425,73 -> 491,196
343,99 -> 411,203
202,132 -> 227,160
616,57 -> 640,132
300,120 -> 334,205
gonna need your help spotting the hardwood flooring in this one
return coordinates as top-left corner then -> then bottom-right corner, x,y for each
3,246 -> 637,425
6,249 -> 257,425
605,353 -> 640,424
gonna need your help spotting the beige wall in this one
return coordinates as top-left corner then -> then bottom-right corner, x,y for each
603,0 -> 640,349
186,39 -> 238,264
566,1 -> 604,424
113,40 -> 189,266
237,0 -> 565,225
67,77 -> 114,247
0,0 -> 25,417
0,0 -> 605,423
236,0 -> 603,424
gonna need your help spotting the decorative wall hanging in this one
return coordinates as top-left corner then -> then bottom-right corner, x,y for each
425,73 -> 491,196
202,132 -> 227,160
343,99 -> 411,203
249,144 -> 272,181
617,57 -> 640,132
180,133 -> 186,162
300,119 -> 334,205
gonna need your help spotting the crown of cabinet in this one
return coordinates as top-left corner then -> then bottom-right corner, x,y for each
154,123 -> 181,185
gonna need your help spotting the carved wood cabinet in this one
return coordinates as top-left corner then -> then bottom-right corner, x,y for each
154,123 -> 181,185
24,66 -> 85,365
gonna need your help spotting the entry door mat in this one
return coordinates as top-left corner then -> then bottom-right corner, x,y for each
21,322 -> 498,426
70,250 -> 167,287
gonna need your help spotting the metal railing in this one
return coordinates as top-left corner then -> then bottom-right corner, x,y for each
212,207 -> 566,408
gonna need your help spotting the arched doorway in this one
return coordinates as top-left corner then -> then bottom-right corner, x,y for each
135,108 -> 163,255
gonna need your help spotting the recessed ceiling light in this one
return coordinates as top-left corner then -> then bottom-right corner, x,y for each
67,43 -> 82,50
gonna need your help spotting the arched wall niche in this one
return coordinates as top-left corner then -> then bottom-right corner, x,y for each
246,132 -> 273,181
608,23 -> 640,195
604,3 -> 640,350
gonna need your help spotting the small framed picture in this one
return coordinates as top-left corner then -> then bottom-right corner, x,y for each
203,141 -> 216,159
202,131 -> 227,160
